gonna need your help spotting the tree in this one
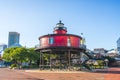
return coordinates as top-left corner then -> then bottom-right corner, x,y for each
42,53 -> 58,65
3,47 -> 28,66
26,48 -> 39,65
2,47 -> 40,68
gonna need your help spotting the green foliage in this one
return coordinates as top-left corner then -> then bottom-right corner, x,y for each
10,64 -> 18,69
2,47 -> 40,67
3,47 -> 27,63
43,53 -> 50,61
97,60 -> 104,66
43,53 -> 57,61
50,54 -> 57,59
26,48 -> 40,65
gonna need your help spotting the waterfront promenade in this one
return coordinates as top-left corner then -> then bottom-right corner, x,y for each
0,68 -> 119,80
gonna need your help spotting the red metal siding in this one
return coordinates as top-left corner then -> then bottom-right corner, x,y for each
54,30 -> 67,34
40,35 -> 81,48
40,37 -> 49,48
54,36 -> 67,46
70,36 -> 80,47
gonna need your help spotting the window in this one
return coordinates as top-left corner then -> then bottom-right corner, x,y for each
49,37 -> 54,44
67,37 -> 71,46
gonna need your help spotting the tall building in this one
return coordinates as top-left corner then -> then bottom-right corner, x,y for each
117,38 -> 120,54
0,43 -> 7,56
0,44 -> 7,51
8,32 -> 21,47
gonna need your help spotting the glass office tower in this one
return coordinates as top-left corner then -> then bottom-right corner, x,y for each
8,32 -> 20,47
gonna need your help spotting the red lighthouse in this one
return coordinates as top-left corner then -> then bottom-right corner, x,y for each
36,21 -> 86,70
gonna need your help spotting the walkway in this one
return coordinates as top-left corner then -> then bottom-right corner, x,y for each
0,67 -> 119,80
104,68 -> 120,80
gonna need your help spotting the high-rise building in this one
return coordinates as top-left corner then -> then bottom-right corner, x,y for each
117,38 -> 120,54
8,32 -> 21,47
0,43 -> 7,56
0,44 -> 7,51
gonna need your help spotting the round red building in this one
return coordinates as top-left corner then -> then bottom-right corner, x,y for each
36,21 -> 86,70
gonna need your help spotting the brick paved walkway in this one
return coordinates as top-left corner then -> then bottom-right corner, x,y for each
26,71 -> 104,80
0,68 -> 119,80
0,68 -> 42,80
25,68 -> 120,80
104,68 -> 120,80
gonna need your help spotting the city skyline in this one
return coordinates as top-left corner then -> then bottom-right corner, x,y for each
0,0 -> 120,50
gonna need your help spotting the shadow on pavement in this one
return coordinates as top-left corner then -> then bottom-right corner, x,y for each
27,78 -> 44,80
95,71 -> 120,74
94,68 -> 120,74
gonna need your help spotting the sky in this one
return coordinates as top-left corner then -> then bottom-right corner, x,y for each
0,0 -> 120,50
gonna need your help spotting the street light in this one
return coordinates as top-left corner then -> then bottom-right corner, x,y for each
104,59 -> 109,68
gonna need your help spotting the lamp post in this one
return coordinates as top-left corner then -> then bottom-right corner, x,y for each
104,59 -> 109,68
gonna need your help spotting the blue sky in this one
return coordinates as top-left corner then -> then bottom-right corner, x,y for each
0,0 -> 120,50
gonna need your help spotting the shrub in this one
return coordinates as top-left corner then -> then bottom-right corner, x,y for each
10,64 -> 18,69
